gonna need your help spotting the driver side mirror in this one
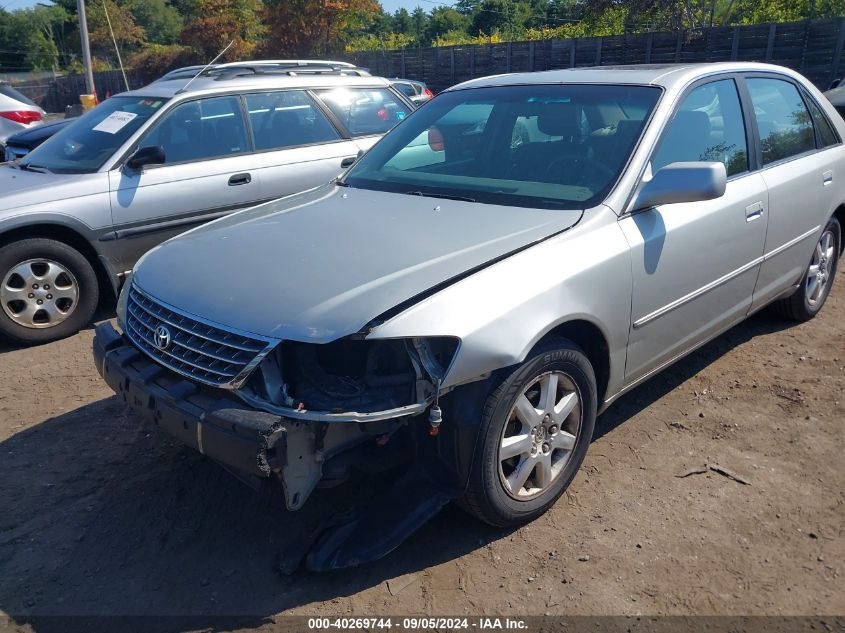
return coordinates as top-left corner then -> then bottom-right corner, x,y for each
126,145 -> 165,171
631,161 -> 726,212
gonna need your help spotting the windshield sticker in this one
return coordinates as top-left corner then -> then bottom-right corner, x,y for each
397,111 -> 406,120
92,110 -> 138,134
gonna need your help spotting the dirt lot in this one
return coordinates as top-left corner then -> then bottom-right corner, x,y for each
0,276 -> 842,625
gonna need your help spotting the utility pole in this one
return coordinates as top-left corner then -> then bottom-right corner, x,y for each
77,0 -> 96,96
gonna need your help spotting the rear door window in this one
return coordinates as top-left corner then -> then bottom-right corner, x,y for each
245,90 -> 340,151
747,78 -> 815,164
142,96 -> 249,164
653,79 -> 749,177
316,88 -> 410,136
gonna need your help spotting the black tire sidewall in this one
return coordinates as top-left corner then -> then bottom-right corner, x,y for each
473,341 -> 597,526
0,239 -> 99,344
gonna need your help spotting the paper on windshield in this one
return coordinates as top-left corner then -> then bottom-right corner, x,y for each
92,110 -> 138,134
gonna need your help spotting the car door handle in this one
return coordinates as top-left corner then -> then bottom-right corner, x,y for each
228,173 -> 251,186
745,201 -> 764,222
340,156 -> 357,168
823,170 -> 833,186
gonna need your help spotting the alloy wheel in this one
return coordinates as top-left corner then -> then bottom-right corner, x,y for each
806,229 -> 836,307
1,258 -> 80,329
498,370 -> 582,500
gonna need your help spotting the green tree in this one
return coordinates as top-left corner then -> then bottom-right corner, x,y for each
393,8 -> 414,35
426,7 -> 470,41
470,0 -> 532,38
126,0 -> 183,45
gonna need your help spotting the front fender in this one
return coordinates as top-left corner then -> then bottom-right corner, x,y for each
368,206 -> 633,399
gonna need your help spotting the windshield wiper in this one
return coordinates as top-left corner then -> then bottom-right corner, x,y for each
405,190 -> 475,203
19,163 -> 52,174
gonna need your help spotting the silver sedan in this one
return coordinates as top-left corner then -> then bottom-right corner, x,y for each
94,62 -> 843,568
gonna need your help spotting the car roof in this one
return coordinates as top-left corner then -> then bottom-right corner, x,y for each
120,72 -> 392,100
447,62 -> 806,91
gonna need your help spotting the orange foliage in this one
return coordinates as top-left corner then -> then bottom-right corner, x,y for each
263,0 -> 381,56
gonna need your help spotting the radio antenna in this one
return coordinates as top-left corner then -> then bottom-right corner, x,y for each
176,40 -> 234,94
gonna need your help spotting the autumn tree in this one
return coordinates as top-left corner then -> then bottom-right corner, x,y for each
263,0 -> 381,57
180,0 -> 265,61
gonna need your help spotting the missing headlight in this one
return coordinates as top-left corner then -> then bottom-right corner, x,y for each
244,337 -> 459,416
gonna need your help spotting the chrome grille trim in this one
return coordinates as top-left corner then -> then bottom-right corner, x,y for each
124,283 -> 277,388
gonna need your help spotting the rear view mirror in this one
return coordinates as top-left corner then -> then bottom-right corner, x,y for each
631,161 -> 726,211
126,145 -> 165,170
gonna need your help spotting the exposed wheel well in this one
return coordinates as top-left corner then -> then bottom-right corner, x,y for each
0,224 -> 115,300
541,320 -> 610,404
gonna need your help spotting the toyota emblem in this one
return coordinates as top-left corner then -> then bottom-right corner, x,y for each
153,325 -> 172,350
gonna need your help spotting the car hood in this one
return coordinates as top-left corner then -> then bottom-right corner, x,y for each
0,165 -> 106,212
6,118 -> 73,148
133,185 -> 583,342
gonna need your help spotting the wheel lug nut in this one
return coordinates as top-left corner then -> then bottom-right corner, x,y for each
46,294 -> 53,300
543,414 -> 551,423
43,284 -> 50,290
28,293 -> 34,298
32,284 -> 39,289
549,425 -> 558,434
36,299 -> 43,305
542,443 -> 550,453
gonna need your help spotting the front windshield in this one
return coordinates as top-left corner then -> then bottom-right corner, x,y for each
344,84 -> 661,209
19,96 -> 167,174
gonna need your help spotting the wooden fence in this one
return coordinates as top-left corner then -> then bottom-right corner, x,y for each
12,70 -> 144,113
350,17 -> 845,93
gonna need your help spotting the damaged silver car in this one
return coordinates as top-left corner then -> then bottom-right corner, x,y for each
93,62 -> 844,570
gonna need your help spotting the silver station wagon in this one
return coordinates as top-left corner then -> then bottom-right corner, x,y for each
0,63 -> 412,343
94,63 -> 843,570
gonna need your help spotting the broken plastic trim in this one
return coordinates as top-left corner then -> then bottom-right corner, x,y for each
237,336 -> 459,422
235,392 -> 432,423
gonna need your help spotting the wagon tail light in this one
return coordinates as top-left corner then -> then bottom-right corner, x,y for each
0,111 -> 42,125
423,87 -> 434,99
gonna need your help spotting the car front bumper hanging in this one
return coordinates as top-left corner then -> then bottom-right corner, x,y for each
93,322 -> 287,478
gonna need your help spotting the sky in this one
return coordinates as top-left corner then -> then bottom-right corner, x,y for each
6,0 -> 455,11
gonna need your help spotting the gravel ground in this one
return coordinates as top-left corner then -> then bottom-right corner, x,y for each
0,275 -> 842,626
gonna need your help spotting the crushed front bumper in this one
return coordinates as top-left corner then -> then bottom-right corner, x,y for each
93,322 -> 286,478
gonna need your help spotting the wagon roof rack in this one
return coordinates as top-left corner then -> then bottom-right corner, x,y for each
157,60 -> 370,83
210,63 -> 371,80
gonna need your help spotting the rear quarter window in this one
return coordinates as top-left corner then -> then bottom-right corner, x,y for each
316,88 -> 410,136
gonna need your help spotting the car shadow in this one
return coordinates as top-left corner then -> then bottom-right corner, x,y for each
0,310 -> 797,626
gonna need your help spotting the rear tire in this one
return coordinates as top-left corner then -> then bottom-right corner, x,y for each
772,216 -> 840,322
459,338 -> 597,527
0,238 -> 99,344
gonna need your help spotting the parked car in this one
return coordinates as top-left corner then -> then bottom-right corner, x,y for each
0,81 -> 45,148
0,64 -> 413,343
824,80 -> 845,120
93,62 -> 843,570
3,117 -> 75,162
391,78 -> 434,105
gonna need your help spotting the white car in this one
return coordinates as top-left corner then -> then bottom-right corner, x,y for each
0,81 -> 44,148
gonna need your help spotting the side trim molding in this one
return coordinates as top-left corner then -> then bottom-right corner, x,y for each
632,225 -> 820,329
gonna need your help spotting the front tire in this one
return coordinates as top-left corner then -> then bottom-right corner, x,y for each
0,238 -> 99,344
773,216 -> 840,322
460,338 -> 597,527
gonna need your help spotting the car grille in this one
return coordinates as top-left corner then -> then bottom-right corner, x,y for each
124,284 -> 275,387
